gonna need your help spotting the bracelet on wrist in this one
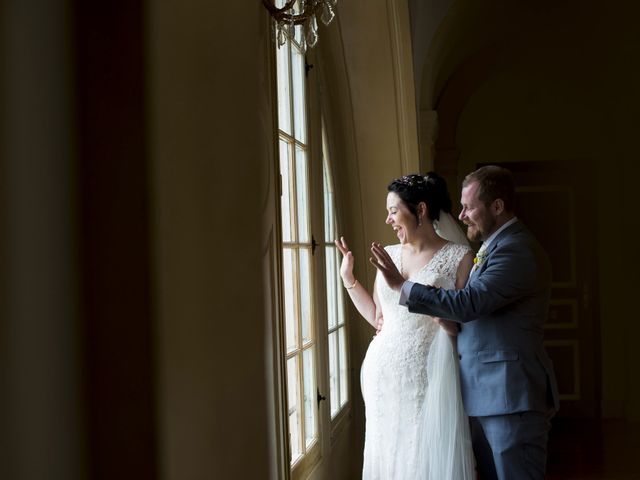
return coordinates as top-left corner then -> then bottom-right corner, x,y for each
343,279 -> 357,289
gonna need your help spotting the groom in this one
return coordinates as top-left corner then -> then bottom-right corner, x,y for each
371,165 -> 559,480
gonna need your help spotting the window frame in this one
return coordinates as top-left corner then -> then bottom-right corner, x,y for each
272,23 -> 351,480
317,126 -> 351,435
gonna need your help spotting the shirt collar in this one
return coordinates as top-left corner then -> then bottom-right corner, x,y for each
480,217 -> 518,251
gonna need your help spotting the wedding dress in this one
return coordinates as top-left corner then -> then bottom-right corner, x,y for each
360,241 -> 475,479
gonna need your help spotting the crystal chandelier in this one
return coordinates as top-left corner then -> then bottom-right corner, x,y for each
262,0 -> 338,51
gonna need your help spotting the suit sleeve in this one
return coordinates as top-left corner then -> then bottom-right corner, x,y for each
406,240 -> 543,322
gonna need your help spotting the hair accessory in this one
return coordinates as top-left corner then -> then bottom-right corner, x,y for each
397,175 -> 427,187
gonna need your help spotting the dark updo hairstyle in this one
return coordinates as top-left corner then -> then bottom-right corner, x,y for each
387,172 -> 452,225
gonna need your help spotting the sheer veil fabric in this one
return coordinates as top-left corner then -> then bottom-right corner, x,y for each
419,328 -> 476,479
434,211 -> 470,247
419,212 -> 475,479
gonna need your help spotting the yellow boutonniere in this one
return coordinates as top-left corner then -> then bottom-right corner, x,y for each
473,250 -> 487,266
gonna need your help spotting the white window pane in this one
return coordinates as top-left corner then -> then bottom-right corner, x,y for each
328,203 -> 335,242
295,146 -> 310,242
287,356 -> 299,414
303,347 -> 317,448
283,248 -> 298,353
276,44 -> 292,135
336,248 -> 346,328
287,356 -> 302,462
280,138 -> 293,242
291,46 -> 307,143
339,327 -> 348,407
325,246 -> 337,330
328,331 -> 339,417
299,248 -> 312,344
322,183 -> 329,241
323,159 -> 336,242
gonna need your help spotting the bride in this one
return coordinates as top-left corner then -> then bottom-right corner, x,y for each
335,173 -> 476,479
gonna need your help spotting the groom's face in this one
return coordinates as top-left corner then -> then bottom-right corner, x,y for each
459,181 -> 497,242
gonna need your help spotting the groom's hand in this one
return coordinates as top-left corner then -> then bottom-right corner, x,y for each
434,317 -> 460,336
369,242 -> 405,292
375,313 -> 384,334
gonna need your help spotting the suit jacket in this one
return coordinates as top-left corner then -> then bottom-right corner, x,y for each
406,220 -> 560,417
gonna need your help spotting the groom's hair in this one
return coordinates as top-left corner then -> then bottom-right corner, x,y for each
463,166 -> 516,212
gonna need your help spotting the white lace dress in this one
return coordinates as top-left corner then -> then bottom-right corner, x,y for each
360,242 -> 475,479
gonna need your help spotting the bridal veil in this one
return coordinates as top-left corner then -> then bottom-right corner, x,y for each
415,212 -> 475,479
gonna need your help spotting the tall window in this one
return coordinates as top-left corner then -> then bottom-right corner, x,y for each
321,133 -> 349,418
277,34 -> 318,470
276,16 -> 321,473
274,8 -> 349,477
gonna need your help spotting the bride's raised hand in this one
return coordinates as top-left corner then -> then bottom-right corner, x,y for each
334,236 -> 355,285
370,242 -> 405,292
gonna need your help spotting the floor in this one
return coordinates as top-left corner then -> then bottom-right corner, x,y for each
546,419 -> 640,479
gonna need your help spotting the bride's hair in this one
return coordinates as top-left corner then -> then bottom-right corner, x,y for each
388,172 -> 452,223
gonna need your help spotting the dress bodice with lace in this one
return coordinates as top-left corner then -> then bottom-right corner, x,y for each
360,242 -> 471,479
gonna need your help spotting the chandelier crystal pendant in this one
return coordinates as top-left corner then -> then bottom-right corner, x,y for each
262,0 -> 338,51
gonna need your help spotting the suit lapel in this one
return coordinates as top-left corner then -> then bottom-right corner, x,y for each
477,220 -> 522,275
487,220 -> 521,252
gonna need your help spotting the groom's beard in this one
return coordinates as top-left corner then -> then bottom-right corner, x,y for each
466,227 -> 481,242
466,216 -> 497,242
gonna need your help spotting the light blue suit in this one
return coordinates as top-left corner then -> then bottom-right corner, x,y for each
406,220 -> 559,479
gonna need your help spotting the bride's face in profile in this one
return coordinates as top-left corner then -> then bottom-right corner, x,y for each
385,192 -> 419,244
